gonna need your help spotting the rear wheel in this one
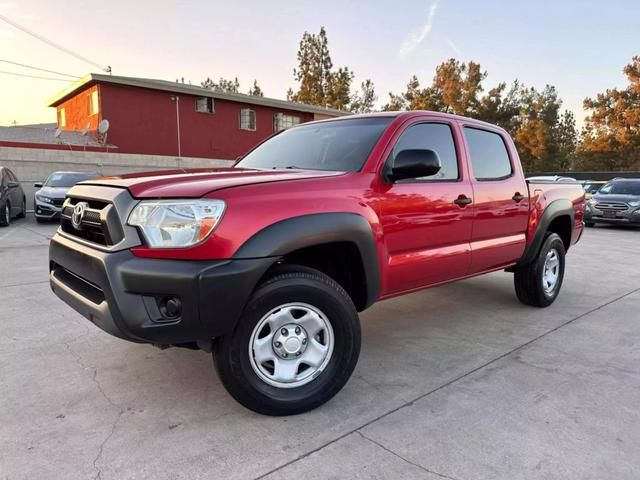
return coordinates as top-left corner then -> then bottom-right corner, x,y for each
585,222 -> 595,227
514,233 -> 566,307
213,266 -> 360,416
0,202 -> 10,227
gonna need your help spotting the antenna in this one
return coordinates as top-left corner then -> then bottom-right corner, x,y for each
54,127 -> 73,151
98,119 -> 110,134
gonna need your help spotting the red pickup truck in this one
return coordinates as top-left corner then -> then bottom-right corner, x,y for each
49,111 -> 585,415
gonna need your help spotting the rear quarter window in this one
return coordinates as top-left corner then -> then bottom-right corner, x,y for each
464,127 -> 512,181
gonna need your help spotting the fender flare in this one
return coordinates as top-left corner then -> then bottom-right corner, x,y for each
517,198 -> 574,267
234,212 -> 380,308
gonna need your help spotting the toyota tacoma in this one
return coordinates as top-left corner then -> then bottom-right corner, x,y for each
49,111 -> 585,415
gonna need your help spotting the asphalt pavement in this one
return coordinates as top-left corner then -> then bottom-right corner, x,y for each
1,216 -> 638,480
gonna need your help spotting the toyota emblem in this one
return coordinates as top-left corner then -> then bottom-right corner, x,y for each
71,202 -> 88,229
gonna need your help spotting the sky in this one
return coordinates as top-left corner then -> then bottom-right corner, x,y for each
1,0 -> 639,128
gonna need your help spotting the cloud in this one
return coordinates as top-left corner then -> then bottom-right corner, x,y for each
398,1 -> 438,59
446,38 -> 461,56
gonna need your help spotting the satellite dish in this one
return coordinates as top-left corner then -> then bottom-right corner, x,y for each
54,127 -> 62,138
98,119 -> 110,134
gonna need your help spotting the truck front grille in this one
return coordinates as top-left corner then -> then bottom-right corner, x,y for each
57,185 -> 140,251
595,201 -> 628,212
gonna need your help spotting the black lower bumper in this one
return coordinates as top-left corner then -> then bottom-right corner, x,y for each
49,233 -> 274,345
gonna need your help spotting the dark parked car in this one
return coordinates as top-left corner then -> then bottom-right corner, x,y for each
585,178 -> 640,227
0,166 -> 26,226
34,171 -> 100,222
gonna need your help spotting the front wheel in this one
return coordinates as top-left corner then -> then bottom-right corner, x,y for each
514,233 -> 566,307
213,266 -> 361,416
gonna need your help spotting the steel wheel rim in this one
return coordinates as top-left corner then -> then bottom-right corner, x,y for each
5,205 -> 9,225
249,302 -> 334,389
542,248 -> 560,294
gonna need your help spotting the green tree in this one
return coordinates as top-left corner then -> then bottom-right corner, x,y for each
350,79 -> 378,113
248,79 -> 264,96
556,110 -> 578,171
201,76 -> 240,93
383,59 -> 577,172
326,67 -> 354,110
382,59 -> 486,114
288,27 -> 354,110
577,56 -> 640,170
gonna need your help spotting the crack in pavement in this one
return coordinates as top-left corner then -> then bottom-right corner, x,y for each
253,287 -> 640,480
61,334 -> 124,480
356,431 -> 462,480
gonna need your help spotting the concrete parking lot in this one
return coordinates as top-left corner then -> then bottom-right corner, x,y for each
1,216 -> 639,480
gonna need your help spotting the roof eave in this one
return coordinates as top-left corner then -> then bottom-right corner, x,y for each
48,73 -> 351,117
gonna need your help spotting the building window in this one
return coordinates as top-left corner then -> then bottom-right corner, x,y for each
239,109 -> 256,131
196,96 -> 214,113
57,108 -> 66,127
88,90 -> 99,116
273,113 -> 300,132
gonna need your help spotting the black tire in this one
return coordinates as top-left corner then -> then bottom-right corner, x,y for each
213,265 -> 361,416
35,217 -> 47,224
585,222 -> 595,227
17,197 -> 26,218
514,233 -> 566,308
0,202 -> 10,227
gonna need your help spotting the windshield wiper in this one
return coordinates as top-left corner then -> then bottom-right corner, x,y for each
272,165 -> 303,170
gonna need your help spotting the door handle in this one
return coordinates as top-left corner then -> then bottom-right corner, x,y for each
512,193 -> 525,202
454,195 -> 473,206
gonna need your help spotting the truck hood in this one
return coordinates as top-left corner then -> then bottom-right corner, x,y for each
82,168 -> 344,198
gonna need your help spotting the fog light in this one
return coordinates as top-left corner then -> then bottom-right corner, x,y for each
158,296 -> 181,319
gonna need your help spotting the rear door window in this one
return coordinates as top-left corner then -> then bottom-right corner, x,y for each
464,127 -> 512,181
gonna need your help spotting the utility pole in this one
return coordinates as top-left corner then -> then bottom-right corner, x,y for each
170,95 -> 181,160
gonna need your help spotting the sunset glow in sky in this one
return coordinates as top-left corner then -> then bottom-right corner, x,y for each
1,0 -> 638,127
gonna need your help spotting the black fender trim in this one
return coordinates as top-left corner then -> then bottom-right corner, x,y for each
234,213 -> 380,308
517,199 -> 574,267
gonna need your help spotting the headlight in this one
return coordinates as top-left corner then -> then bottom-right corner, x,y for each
629,201 -> 640,207
128,199 -> 225,248
36,194 -> 53,204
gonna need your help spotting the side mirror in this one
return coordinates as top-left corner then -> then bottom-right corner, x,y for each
34,182 -> 43,188
389,149 -> 441,181
8,181 -> 19,189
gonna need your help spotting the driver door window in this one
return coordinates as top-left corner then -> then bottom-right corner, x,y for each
388,123 -> 459,181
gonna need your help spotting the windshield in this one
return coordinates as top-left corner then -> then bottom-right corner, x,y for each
45,172 -> 99,188
598,181 -> 640,196
236,117 -> 392,172
583,183 -> 604,193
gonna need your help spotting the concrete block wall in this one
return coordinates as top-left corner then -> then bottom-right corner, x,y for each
0,146 -> 234,208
